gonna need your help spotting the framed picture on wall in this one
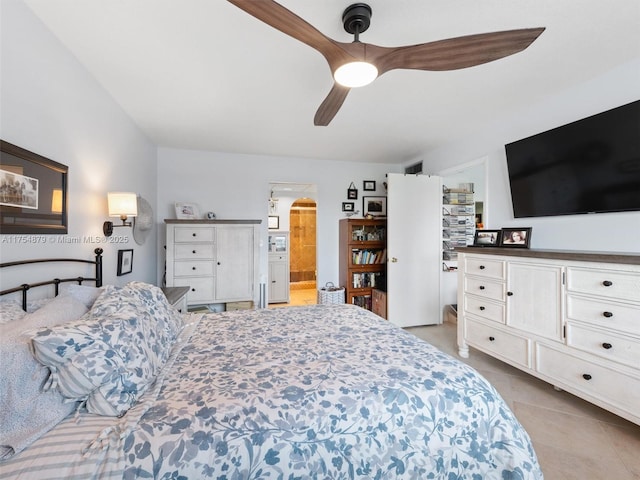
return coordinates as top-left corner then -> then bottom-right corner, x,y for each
363,196 -> 387,217
268,215 -> 279,229
342,202 -> 354,212
363,180 -> 376,191
117,249 -> 133,276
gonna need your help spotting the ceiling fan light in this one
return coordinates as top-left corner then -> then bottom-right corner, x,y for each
334,61 -> 378,88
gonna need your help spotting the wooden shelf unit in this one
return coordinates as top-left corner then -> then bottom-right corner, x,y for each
339,218 -> 387,311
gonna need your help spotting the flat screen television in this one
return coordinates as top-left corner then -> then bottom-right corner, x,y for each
504,100 -> 640,218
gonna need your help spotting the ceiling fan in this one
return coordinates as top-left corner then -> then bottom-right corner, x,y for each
228,0 -> 545,126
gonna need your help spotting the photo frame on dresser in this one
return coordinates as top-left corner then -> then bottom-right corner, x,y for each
500,227 -> 532,248
473,229 -> 501,247
175,202 -> 200,219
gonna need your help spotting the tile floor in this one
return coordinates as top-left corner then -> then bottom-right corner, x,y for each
270,292 -> 640,479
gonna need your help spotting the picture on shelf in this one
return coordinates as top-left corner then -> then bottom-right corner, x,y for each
175,202 -> 200,219
473,229 -> 501,247
500,227 -> 532,248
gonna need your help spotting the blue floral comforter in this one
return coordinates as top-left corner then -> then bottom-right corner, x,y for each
116,304 -> 541,479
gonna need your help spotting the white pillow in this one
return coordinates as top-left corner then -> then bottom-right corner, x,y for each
60,284 -> 103,309
0,300 -> 26,325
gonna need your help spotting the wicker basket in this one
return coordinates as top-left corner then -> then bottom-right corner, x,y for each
317,282 -> 345,304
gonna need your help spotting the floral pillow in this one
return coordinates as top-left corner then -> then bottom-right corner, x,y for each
30,282 -> 183,417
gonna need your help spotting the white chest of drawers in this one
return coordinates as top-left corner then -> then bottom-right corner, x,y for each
457,248 -> 640,426
165,220 -> 261,307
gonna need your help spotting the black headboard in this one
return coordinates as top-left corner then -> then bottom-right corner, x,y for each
0,247 -> 103,310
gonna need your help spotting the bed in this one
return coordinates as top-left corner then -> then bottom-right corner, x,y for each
0,251 -> 542,479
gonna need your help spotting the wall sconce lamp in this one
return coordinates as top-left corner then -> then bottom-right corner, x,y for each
103,192 -> 137,236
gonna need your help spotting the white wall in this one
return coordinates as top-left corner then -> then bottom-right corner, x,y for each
0,0 -> 158,291
157,148 -> 400,291
421,58 -> 640,254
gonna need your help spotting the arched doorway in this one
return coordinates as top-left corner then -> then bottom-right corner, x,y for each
289,198 -> 317,292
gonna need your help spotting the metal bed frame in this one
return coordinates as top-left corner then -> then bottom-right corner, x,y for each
0,247 -> 103,310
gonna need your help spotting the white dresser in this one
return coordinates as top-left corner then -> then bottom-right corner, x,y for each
165,220 -> 261,308
457,248 -> 640,425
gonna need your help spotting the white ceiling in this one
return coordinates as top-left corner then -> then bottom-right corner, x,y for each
23,0 -> 640,164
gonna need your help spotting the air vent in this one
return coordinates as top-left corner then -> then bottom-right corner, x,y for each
405,161 -> 423,174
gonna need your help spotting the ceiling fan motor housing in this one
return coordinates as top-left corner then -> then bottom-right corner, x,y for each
342,3 -> 372,36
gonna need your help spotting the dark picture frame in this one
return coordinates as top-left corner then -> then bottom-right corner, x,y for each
268,215 -> 279,229
0,140 -> 68,234
500,227 -> 532,248
117,249 -> 134,276
363,196 -> 387,217
342,202 -> 354,212
363,180 -> 376,191
347,182 -> 358,200
473,229 -> 501,247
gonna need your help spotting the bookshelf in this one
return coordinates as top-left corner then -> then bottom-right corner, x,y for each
339,218 -> 387,311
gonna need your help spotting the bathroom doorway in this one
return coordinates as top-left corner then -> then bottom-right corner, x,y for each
268,183 -> 317,306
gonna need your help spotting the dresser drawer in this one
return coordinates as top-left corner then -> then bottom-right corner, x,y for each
174,244 -> 215,260
171,277 -> 215,304
174,227 -> 215,243
566,267 -> 640,302
174,261 -> 214,277
536,343 -> 640,417
464,257 -> 505,280
566,323 -> 640,369
567,295 -> 640,335
464,276 -> 504,301
465,319 -> 530,368
464,296 -> 505,323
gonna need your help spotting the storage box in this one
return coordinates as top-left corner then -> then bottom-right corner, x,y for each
226,301 -> 254,311
317,282 -> 345,304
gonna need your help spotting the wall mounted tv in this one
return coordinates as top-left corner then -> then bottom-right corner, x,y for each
504,100 -> 640,218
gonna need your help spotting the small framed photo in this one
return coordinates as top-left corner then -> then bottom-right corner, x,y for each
175,202 -> 200,219
342,202 -> 355,212
347,182 -> 358,199
268,215 -> 279,229
500,227 -> 532,248
363,196 -> 387,217
117,249 -> 133,276
473,229 -> 501,247
363,180 -> 376,191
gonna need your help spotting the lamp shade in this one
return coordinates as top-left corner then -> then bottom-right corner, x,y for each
108,192 -> 137,217
334,61 -> 378,88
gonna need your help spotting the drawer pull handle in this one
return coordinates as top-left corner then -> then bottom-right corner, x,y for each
191,288 -> 196,292
479,285 -> 485,290
192,233 -> 197,237
479,265 -> 486,270
602,342 -> 612,350
479,306 -> 486,311
507,291 -> 513,296
602,280 -> 613,287
603,311 -> 613,318
192,250 -> 196,254
192,267 -> 196,270
489,336 -> 495,342
582,374 -> 592,381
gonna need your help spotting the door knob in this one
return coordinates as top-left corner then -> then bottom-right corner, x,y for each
390,257 -> 398,263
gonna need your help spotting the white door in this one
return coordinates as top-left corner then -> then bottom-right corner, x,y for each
387,173 -> 442,327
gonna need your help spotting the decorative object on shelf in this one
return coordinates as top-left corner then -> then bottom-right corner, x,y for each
363,180 -> 376,191
268,215 -> 279,229
206,211 -> 216,220
473,229 -> 501,247
500,227 -> 532,248
363,196 -> 387,217
175,202 -> 200,220
133,195 -> 153,245
104,192 -> 137,237
347,182 -> 358,200
344,210 -> 359,218
0,140 -> 68,234
117,249 -> 133,276
342,202 -> 354,212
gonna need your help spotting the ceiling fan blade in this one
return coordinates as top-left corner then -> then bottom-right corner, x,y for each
227,0 -> 352,66
314,84 -> 350,126
371,28 -> 545,74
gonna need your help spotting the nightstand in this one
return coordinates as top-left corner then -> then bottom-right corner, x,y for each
162,286 -> 189,313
